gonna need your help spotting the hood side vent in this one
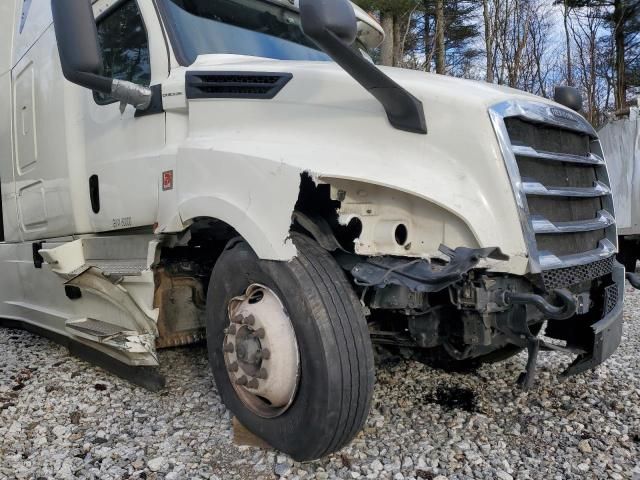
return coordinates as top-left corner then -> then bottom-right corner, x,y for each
186,72 -> 293,100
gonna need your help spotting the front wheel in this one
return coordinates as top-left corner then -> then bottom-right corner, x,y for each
617,237 -> 638,273
206,234 -> 375,461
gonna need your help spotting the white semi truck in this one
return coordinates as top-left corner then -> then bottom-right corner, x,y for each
0,0 -> 626,460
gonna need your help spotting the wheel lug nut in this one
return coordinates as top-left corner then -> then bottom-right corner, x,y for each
247,379 -> 259,389
236,375 -> 248,386
228,362 -> 239,373
223,343 -> 234,353
255,328 -> 265,339
261,348 -> 271,360
243,315 -> 256,326
231,315 -> 243,324
228,325 -> 237,335
257,368 -> 268,380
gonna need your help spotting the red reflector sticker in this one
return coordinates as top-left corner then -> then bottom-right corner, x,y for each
162,170 -> 174,191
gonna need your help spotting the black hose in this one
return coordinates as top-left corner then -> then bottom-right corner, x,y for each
503,288 -> 577,321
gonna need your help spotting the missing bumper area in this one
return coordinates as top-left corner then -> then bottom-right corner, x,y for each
357,250 -> 624,389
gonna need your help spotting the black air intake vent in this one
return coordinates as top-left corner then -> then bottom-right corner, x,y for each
186,72 -> 293,100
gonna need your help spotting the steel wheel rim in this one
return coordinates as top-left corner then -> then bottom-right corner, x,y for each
224,284 -> 300,418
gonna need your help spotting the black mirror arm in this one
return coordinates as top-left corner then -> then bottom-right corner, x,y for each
311,29 -> 427,134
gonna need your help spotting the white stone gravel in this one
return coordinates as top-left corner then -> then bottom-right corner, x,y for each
1,284 -> 640,480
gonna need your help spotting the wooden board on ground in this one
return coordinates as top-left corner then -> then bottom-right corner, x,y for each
232,417 -> 273,449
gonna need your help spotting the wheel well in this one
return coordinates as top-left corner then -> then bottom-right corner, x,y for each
293,173 -> 362,252
158,218 -> 239,288
153,218 -> 240,348
155,174 -> 361,348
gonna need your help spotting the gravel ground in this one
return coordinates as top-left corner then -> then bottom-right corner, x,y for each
1,285 -> 639,480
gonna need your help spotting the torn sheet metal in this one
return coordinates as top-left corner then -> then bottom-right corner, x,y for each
351,245 -> 509,293
66,267 -> 158,335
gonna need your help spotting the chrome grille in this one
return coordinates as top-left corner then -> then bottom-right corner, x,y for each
490,101 -> 617,283
505,117 -> 610,258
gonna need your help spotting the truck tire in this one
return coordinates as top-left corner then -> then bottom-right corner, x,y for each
617,237 -> 638,272
206,233 -> 375,461
617,250 -> 637,273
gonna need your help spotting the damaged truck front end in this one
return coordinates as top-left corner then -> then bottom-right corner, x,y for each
30,0 -> 626,462
346,247 -> 623,389
295,97 -> 624,390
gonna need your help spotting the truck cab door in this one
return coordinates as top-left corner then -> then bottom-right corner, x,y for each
83,0 -> 166,233
11,3 -> 77,241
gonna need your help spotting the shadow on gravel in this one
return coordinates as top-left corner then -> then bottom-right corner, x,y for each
424,385 -> 479,413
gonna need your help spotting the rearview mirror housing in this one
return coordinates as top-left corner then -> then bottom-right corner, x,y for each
299,0 -> 358,46
51,0 -> 153,111
51,0 -> 111,94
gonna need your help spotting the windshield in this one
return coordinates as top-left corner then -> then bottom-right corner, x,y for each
158,0 -> 334,65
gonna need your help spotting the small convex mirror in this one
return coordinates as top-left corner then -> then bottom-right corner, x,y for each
554,86 -> 583,112
299,0 -> 358,46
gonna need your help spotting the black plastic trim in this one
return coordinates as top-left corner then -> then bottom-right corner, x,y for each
151,0 -> 172,76
51,0 -> 114,95
313,31 -> 427,134
65,285 -> 83,300
185,71 -> 293,100
0,317 -> 166,391
32,242 -> 44,269
155,0 -> 192,67
299,3 -> 427,135
561,262 -> 624,377
89,175 -> 100,214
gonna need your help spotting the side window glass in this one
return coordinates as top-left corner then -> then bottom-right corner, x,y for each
19,0 -> 33,33
94,0 -> 151,105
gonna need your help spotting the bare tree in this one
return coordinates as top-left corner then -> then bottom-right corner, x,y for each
483,0 -> 496,82
525,3 -> 556,96
570,7 -> 609,123
435,0 -> 446,73
379,12 -> 395,66
492,0 -> 534,87
561,0 -> 574,85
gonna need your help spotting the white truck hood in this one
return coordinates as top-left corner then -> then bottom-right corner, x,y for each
184,54 -> 552,114
168,55 -> 577,272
